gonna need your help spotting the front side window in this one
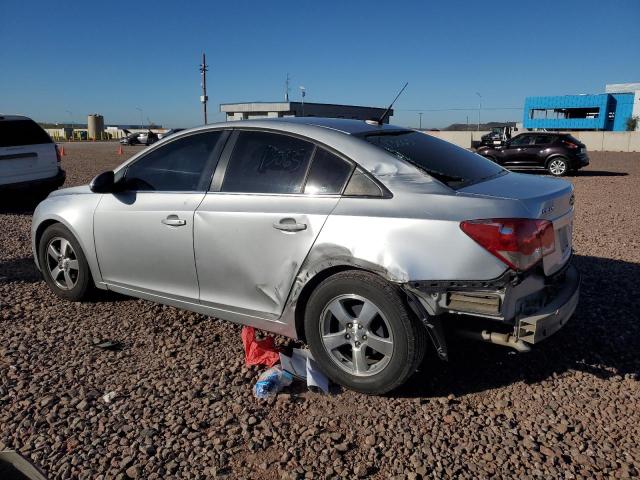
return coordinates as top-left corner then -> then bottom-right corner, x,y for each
123,131 -> 222,191
509,135 -> 532,146
363,130 -> 504,189
304,148 -> 353,194
221,131 -> 314,194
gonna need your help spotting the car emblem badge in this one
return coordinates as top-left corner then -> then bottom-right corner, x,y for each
541,204 -> 554,215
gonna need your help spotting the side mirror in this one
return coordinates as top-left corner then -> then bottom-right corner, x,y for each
90,171 -> 115,193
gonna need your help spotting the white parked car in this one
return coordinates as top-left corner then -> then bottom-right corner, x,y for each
0,115 -> 65,195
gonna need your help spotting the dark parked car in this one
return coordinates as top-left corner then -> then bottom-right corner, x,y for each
477,133 -> 589,176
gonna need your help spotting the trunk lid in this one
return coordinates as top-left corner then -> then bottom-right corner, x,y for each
459,172 -> 574,276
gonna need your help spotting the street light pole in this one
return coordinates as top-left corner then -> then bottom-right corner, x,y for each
476,92 -> 482,131
418,112 -> 423,129
136,107 -> 143,130
65,110 -> 73,128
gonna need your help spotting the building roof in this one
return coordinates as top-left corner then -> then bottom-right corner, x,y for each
220,101 -> 388,112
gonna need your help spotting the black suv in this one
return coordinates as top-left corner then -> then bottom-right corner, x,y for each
477,132 -> 589,176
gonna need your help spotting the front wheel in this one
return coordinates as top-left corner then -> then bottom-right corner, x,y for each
38,223 -> 94,301
547,157 -> 569,176
304,271 -> 426,394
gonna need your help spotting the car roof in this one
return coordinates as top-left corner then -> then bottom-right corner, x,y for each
208,117 -> 407,135
118,117 -> 423,182
0,114 -> 33,122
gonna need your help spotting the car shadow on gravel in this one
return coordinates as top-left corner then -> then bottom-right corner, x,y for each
396,254 -> 640,398
0,194 -> 45,214
0,257 -> 42,283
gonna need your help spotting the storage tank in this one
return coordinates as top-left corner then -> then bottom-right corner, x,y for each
87,114 -> 105,140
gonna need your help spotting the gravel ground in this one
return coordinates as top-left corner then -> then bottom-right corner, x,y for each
1,143 -> 639,479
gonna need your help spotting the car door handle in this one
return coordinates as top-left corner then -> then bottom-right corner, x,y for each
162,215 -> 187,227
273,218 -> 307,232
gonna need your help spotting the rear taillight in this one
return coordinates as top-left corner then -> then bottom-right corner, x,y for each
460,218 -> 555,271
55,146 -> 62,163
562,140 -> 579,149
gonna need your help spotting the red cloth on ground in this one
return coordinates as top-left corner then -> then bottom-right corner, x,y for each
241,326 -> 280,367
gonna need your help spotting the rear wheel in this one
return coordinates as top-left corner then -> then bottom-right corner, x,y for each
38,223 -> 94,301
304,271 -> 426,394
547,157 -> 569,176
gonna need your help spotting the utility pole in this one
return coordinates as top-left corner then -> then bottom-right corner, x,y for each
200,52 -> 209,124
418,112 -> 423,129
299,86 -> 306,116
284,73 -> 290,101
476,92 -> 482,131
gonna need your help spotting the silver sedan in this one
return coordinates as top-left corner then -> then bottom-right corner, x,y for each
32,118 -> 580,394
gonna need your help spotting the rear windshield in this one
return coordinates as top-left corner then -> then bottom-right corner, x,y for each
0,119 -> 53,147
363,131 -> 504,189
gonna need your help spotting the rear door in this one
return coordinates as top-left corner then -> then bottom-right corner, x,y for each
0,118 -> 58,186
194,130 -> 354,317
530,135 -> 556,168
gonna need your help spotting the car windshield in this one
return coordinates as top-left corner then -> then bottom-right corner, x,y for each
363,130 -> 505,189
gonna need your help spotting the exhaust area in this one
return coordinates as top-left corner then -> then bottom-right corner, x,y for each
457,329 -> 531,353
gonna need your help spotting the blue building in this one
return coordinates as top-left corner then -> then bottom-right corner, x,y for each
523,83 -> 639,131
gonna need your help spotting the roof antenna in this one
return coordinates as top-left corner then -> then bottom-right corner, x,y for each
376,82 -> 408,125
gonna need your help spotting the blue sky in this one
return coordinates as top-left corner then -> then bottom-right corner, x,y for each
1,0 -> 639,129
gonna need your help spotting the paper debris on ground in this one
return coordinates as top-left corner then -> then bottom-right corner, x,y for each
280,348 -> 329,393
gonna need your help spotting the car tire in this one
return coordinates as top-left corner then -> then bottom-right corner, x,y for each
547,157 -> 569,176
304,271 -> 427,395
38,223 -> 94,301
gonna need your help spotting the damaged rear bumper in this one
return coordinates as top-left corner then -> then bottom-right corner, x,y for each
516,264 -> 580,344
405,260 -> 580,351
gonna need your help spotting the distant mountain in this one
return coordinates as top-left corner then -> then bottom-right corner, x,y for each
443,121 -> 517,131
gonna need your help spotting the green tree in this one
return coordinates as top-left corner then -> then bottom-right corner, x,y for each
626,115 -> 639,131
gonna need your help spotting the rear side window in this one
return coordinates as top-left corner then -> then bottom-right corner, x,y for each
534,136 -> 553,145
363,131 -> 503,189
124,131 -> 222,191
0,119 -> 53,147
222,131 -> 314,194
304,148 -> 353,194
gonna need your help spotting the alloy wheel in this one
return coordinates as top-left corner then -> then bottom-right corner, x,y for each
45,236 -> 79,290
319,294 -> 394,377
549,159 -> 567,176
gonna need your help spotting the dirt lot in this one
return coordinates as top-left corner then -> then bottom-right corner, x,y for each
1,143 -> 639,479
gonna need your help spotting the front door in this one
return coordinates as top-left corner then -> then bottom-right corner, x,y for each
500,134 -> 535,167
194,130 -> 354,317
94,130 -> 226,301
